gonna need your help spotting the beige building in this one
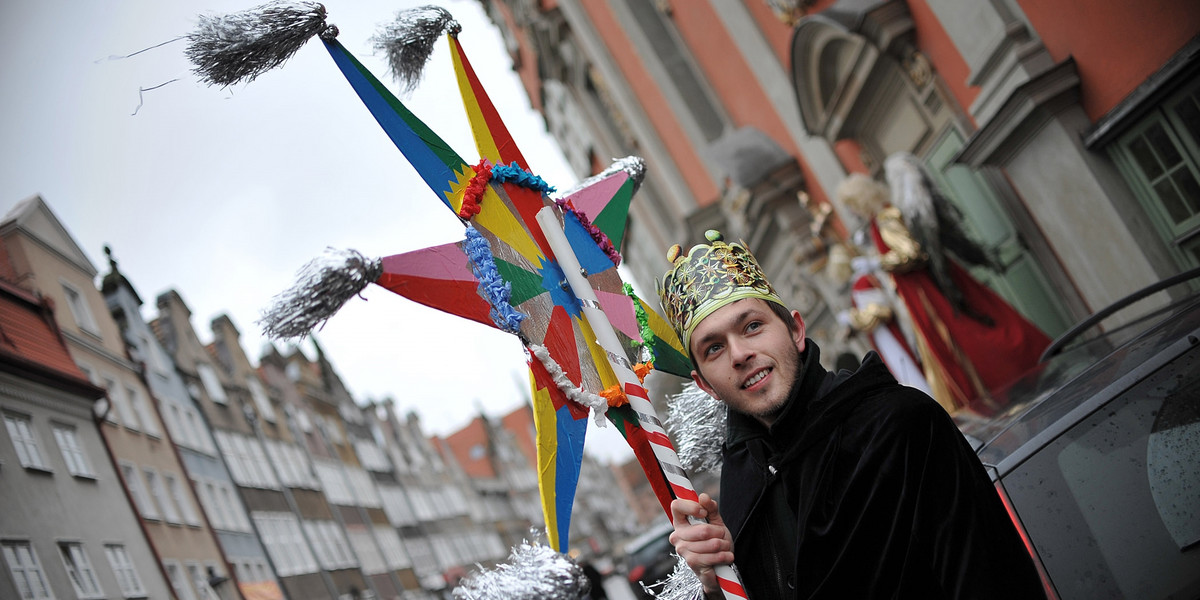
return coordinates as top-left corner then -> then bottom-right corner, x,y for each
0,195 -> 234,600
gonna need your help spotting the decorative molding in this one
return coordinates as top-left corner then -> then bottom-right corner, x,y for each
954,58 -> 1080,168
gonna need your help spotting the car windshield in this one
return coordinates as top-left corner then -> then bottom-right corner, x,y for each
965,293 -> 1200,469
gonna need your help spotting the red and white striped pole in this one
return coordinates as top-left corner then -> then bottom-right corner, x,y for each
535,207 -> 748,600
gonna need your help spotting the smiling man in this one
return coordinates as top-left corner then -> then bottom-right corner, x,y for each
657,231 -> 1045,599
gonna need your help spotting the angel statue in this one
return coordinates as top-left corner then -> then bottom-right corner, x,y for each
834,153 -> 1050,414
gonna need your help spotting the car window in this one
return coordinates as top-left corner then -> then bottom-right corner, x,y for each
1001,347 -> 1200,600
977,304 -> 1200,467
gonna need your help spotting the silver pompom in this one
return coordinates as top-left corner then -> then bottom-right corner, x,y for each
186,1 -> 333,87
665,382 -> 727,473
453,539 -> 589,600
259,248 -> 382,340
372,5 -> 461,92
643,555 -> 705,600
557,156 -> 647,201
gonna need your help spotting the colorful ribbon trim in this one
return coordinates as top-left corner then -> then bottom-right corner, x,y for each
624,282 -> 657,363
464,225 -> 526,334
557,198 -> 620,267
491,161 -> 556,195
528,343 -> 609,425
459,158 -> 492,219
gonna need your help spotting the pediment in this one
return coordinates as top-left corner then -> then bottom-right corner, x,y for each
1,195 -> 97,276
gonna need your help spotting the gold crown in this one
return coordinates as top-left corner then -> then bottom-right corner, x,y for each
657,230 -> 782,356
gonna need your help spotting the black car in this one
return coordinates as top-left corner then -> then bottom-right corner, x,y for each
956,272 -> 1200,600
621,521 -> 677,599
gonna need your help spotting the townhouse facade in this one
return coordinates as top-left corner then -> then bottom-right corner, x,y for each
0,276 -> 171,600
103,263 -> 276,600
479,0 -> 1200,359
0,196 -> 228,600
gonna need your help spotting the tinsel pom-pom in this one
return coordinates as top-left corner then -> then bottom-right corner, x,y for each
643,555 -> 705,600
463,225 -> 525,334
528,344 -> 609,425
259,248 -> 382,340
665,383 -> 727,473
372,5 -> 461,92
186,1 -> 332,87
453,537 -> 590,600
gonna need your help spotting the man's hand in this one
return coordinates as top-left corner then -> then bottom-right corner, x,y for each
669,493 -> 733,597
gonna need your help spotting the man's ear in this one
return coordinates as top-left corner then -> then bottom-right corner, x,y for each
791,309 -> 807,352
691,370 -> 719,401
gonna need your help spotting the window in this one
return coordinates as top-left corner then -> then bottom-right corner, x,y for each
246,377 -> 275,422
346,526 -> 386,575
186,562 -> 216,600
61,281 -> 99,334
104,545 -> 146,598
58,542 -> 104,599
140,333 -> 170,376
103,377 -> 139,430
144,468 -> 180,523
2,540 -> 53,600
251,513 -> 318,577
52,424 -> 94,477
195,364 -> 227,404
165,473 -> 201,526
5,414 -> 49,470
1111,81 -> 1200,268
126,386 -> 159,437
192,477 -> 249,532
304,521 -> 356,570
120,462 -> 159,519
164,561 -> 197,600
374,527 -> 410,570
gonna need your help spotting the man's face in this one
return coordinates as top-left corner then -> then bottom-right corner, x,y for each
689,299 -> 806,427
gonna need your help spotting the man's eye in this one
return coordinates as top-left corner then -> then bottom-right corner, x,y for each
704,343 -> 723,357
746,321 -> 762,332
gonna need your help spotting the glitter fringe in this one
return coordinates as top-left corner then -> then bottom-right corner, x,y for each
664,382 -> 727,473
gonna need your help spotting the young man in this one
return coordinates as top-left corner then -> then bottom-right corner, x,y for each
657,231 -> 1045,599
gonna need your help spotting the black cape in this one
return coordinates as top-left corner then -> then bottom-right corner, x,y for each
720,343 -> 1045,599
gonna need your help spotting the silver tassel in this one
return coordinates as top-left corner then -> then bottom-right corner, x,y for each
644,555 -> 705,600
665,382 -> 727,473
556,156 -> 647,201
258,248 -> 382,340
453,538 -> 589,600
372,5 -> 462,92
186,1 -> 335,87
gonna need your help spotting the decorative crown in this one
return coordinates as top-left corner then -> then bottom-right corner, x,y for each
657,230 -> 782,356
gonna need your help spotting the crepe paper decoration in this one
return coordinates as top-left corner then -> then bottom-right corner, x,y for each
634,362 -> 653,382
464,225 -> 525,334
370,5 -> 460,92
490,162 -> 556,195
451,533 -> 590,600
460,159 -> 493,219
186,1 -> 335,87
259,248 -> 382,340
536,206 -> 748,600
624,282 -> 655,360
528,344 -> 608,423
557,198 -> 620,267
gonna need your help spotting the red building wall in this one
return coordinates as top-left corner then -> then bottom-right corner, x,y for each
1016,0 -> 1200,120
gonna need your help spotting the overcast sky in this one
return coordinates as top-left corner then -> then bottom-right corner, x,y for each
0,0 -> 637,462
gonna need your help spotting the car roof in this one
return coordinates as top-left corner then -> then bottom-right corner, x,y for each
623,520 -> 676,554
965,291 -> 1200,477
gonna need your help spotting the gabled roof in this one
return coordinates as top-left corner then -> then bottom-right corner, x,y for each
0,195 -> 97,277
0,277 -> 104,399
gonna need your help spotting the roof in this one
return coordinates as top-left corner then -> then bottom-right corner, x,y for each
444,416 -> 497,478
0,277 -> 105,399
